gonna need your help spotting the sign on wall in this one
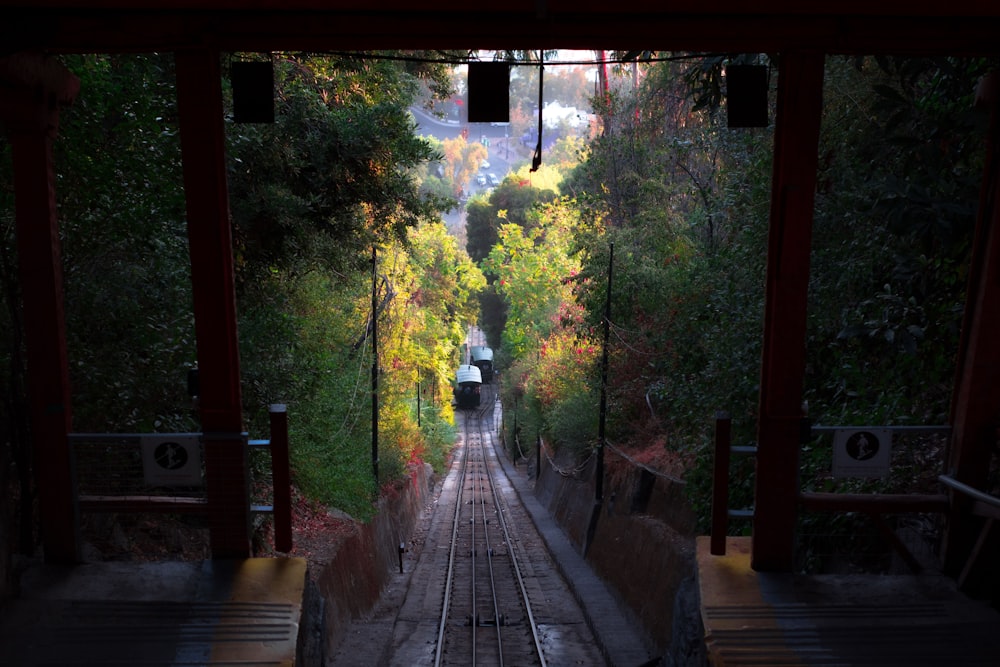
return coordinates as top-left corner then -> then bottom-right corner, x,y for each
831,428 -> 892,478
141,435 -> 203,486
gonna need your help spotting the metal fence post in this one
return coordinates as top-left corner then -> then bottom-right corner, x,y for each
711,411 -> 732,555
269,404 -> 292,552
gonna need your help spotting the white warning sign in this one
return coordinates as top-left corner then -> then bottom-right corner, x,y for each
141,435 -> 203,486
831,429 -> 891,478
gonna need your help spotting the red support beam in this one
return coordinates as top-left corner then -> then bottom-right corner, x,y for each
943,71 -> 1000,580
752,51 -> 825,572
175,48 -> 251,559
799,492 -> 950,514
1,54 -> 80,563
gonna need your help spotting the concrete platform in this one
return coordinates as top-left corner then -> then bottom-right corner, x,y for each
697,536 -> 1000,666
0,557 -> 307,666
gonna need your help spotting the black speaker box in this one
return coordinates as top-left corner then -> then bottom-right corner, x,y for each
232,61 -> 274,124
467,62 -> 510,124
727,65 -> 768,128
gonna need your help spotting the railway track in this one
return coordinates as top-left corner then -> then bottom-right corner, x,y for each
335,327 -> 608,666
434,384 -> 547,666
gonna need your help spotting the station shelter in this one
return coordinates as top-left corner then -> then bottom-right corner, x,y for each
1,3 -> 999,596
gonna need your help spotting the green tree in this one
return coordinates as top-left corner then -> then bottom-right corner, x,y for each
465,175 -> 560,349
2,53 -> 194,561
438,135 -> 487,197
483,199 -> 581,359
807,57 -> 990,427
405,220 -> 486,399
466,176 -> 559,262
54,53 -> 194,433
227,54 -> 448,288
225,54 -> 475,512
562,54 -> 989,541
2,50 -> 473,558
483,197 -> 598,452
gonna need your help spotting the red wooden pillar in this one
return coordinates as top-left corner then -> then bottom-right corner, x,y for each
1,54 -> 80,563
943,72 -> 1000,579
175,49 -> 251,559
752,51 -> 825,572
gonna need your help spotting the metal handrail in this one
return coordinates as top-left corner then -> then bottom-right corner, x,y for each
711,417 -> 953,557
809,424 -> 951,435
938,474 -> 1000,509
69,406 -> 292,552
69,431 -> 210,442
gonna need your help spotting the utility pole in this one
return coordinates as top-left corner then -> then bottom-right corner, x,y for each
371,246 -> 379,482
585,241 -> 615,557
596,241 -> 614,503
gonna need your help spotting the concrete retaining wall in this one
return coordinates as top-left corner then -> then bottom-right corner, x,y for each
314,462 -> 434,660
310,448 -> 698,662
534,450 -> 698,656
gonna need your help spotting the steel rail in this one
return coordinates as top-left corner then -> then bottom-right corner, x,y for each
476,388 -> 548,667
440,326 -> 546,666
435,393 -> 496,667
434,413 -> 472,667
473,391 -> 505,665
469,415 -> 479,666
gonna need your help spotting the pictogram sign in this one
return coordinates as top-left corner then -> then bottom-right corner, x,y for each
831,428 -> 892,478
141,435 -> 203,486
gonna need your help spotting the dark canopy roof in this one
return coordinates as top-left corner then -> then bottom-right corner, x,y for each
2,1 -> 1000,55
